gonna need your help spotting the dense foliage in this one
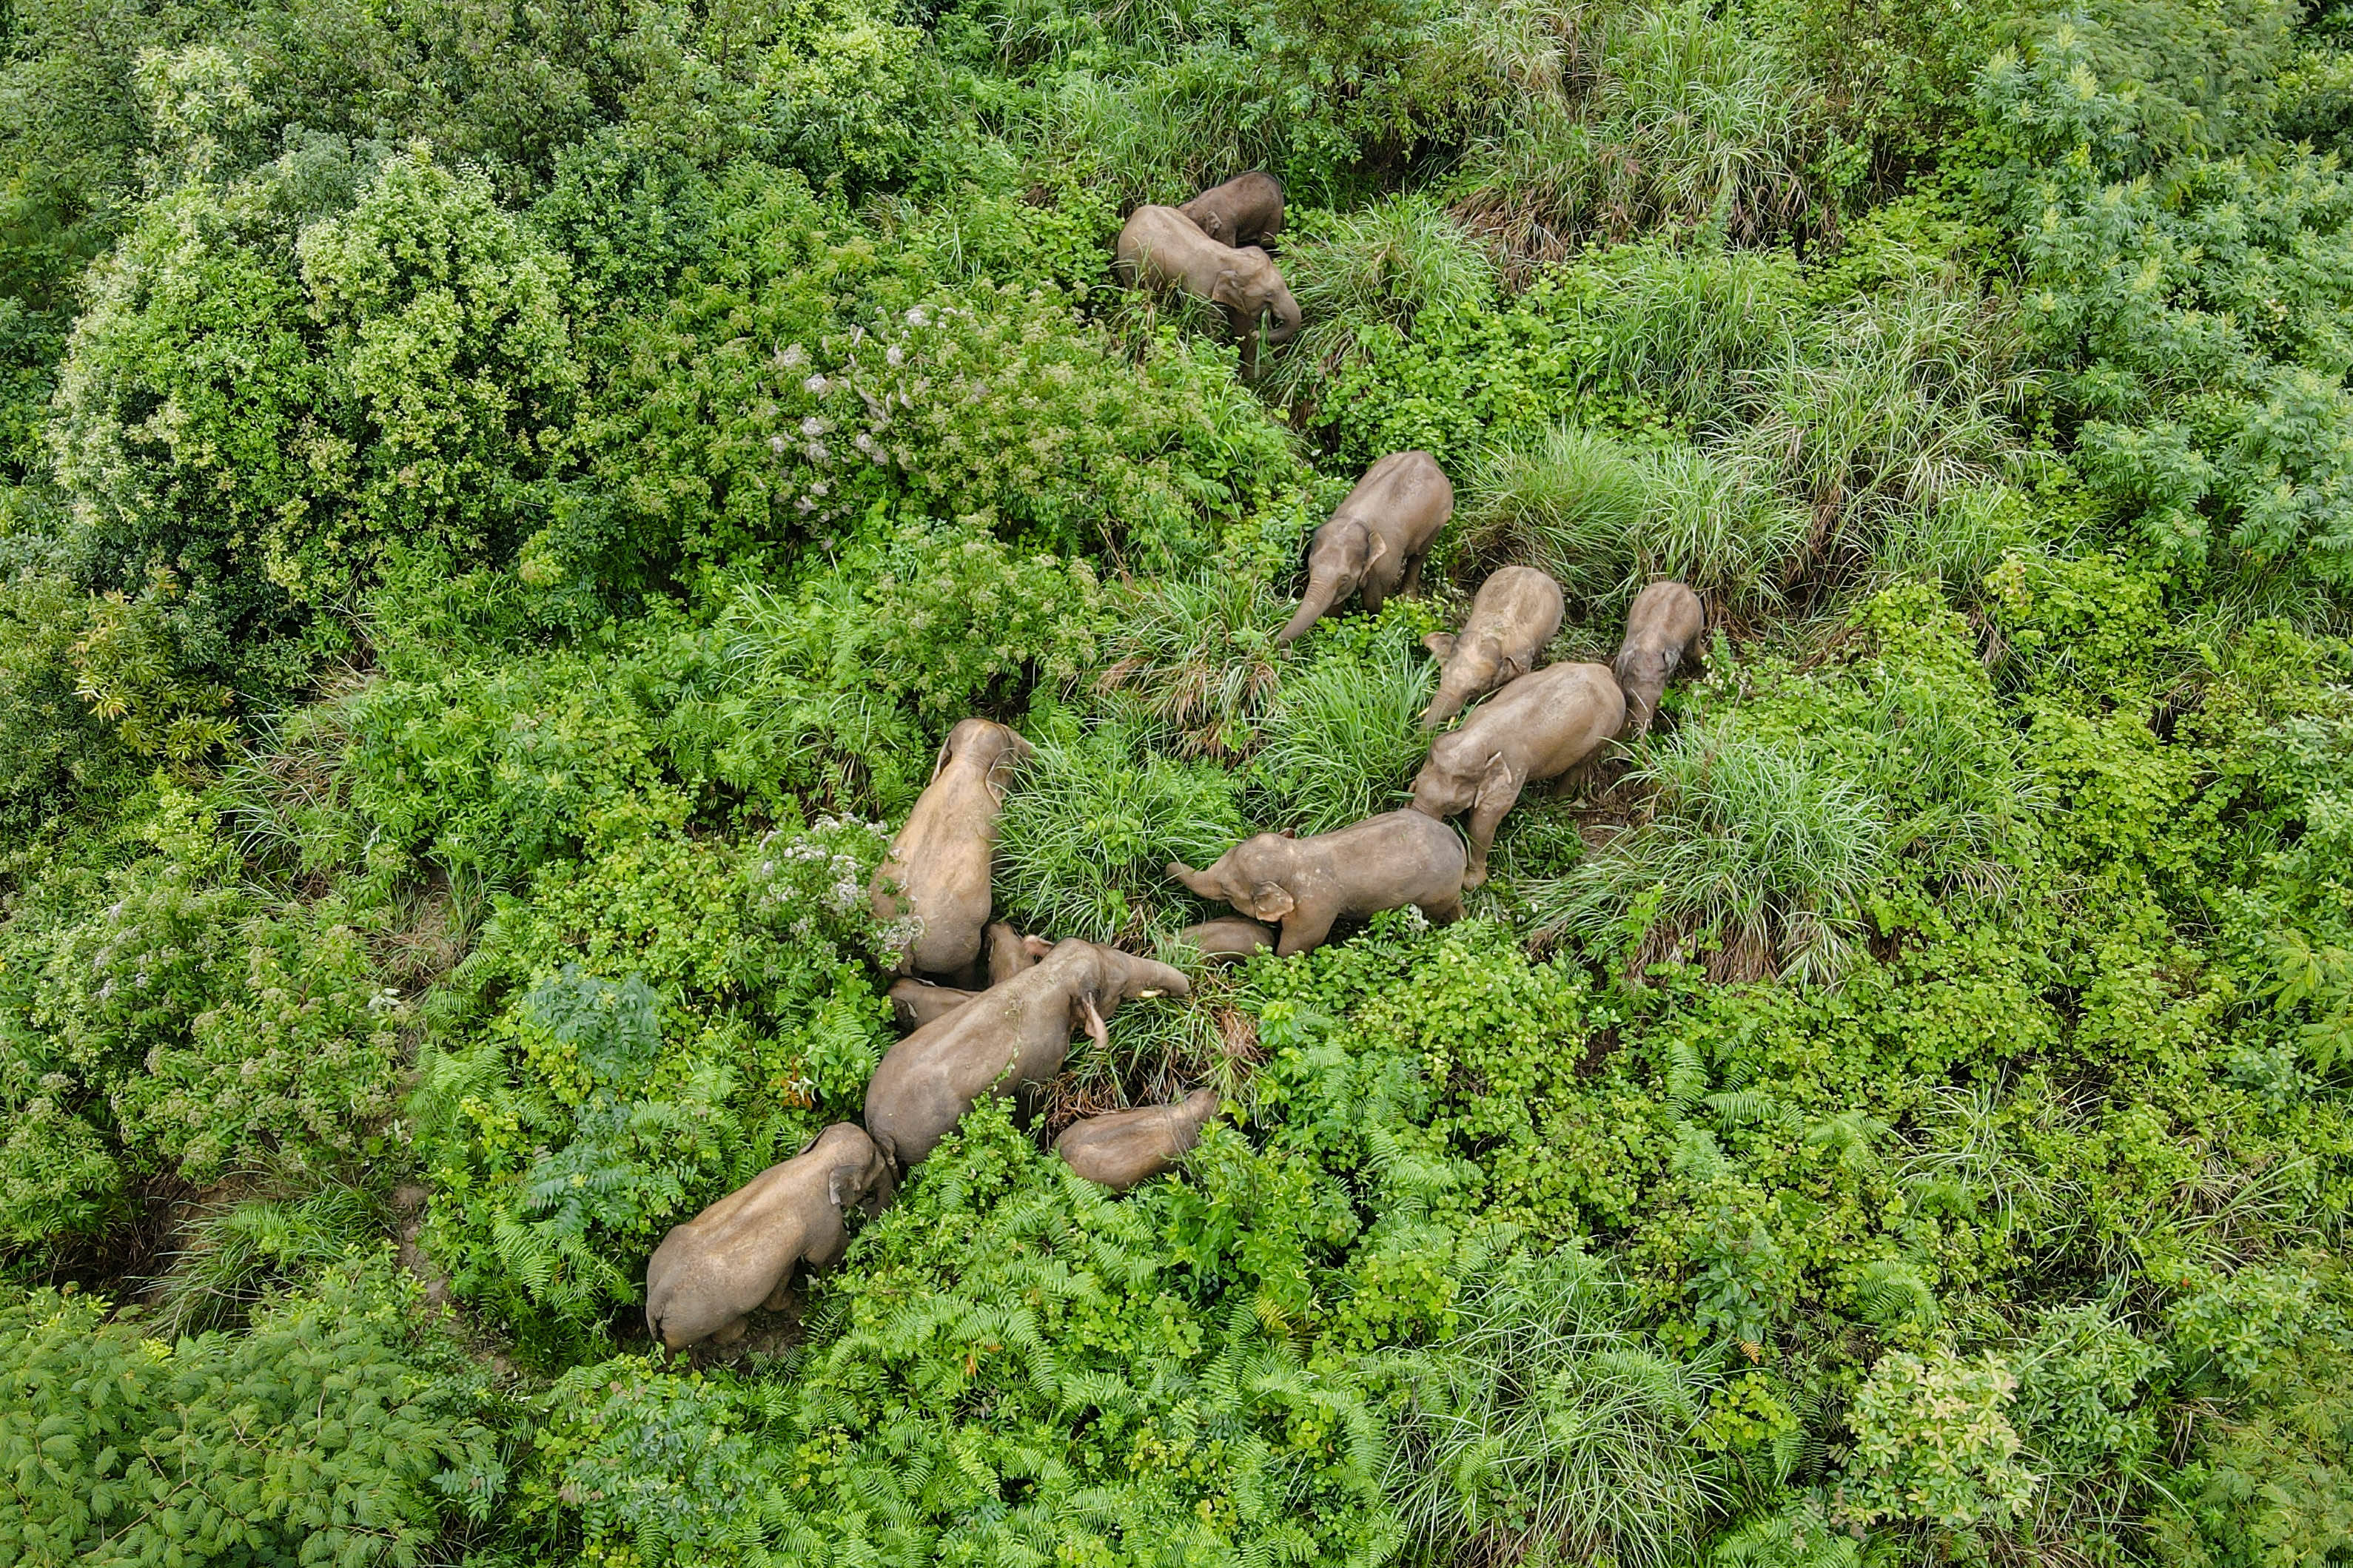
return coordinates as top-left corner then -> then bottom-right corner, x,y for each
4,0 -> 2352,1562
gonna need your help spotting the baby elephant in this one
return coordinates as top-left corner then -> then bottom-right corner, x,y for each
1179,172 -> 1284,249
887,926 -> 1053,1028
1278,452 -> 1454,645
1410,663 -> 1625,887
1181,917 -> 1277,963
1115,205 -> 1301,377
870,719 -> 1033,980
1613,581 -> 1705,738
1423,566 -> 1565,728
1055,1088 -> 1222,1191
643,1123 -> 895,1351
1168,811 -> 1466,957
864,940 -> 1191,1170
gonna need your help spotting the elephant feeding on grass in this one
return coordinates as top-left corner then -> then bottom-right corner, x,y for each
1114,205 -> 1300,379
1422,566 -> 1565,727
870,719 -> 1033,981
1278,452 -> 1454,645
1056,1088 -> 1223,1191
864,939 -> 1192,1170
1410,662 -> 1625,886
644,1123 -> 894,1350
1613,581 -> 1705,738
1168,811 -> 1466,957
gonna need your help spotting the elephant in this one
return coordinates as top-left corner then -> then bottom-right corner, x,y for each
1180,917 -> 1277,963
1114,204 -> 1301,378
1167,811 -> 1466,958
888,927 -> 1053,1029
644,1122 -> 895,1350
870,719 -> 1033,980
888,978 -> 979,1030
1276,452 -> 1454,645
1178,172 -> 1284,249
1422,566 -> 1565,728
1055,1088 -> 1222,1191
863,940 -> 1192,1170
1613,581 -> 1705,738
1409,662 -> 1625,888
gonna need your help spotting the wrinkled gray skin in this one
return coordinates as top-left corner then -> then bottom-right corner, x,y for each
1055,1088 -> 1222,1191
1115,204 -> 1301,379
644,1123 -> 894,1350
871,719 -> 1033,980
1612,581 -> 1705,738
1180,917 -> 1276,963
1168,811 -> 1466,957
887,929 -> 1053,1029
1178,172 -> 1284,249
1422,566 -> 1565,728
1410,662 -> 1625,888
1278,452 -> 1454,645
864,940 -> 1192,1170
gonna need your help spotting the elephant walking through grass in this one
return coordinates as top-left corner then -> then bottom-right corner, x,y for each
1409,663 -> 1625,887
1278,452 -> 1454,645
1169,811 -> 1466,956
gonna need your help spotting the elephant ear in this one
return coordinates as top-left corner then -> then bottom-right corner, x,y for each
1423,632 -> 1457,661
827,1163 -> 864,1209
1072,989 -> 1111,1053
1470,751 -> 1517,816
1209,269 -> 1247,311
929,734 -> 955,784
1249,881 -> 1296,921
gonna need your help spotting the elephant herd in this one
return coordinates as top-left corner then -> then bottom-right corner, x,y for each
642,178 -> 1709,1351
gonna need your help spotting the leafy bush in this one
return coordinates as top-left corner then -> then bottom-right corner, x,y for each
0,1263 -> 500,1568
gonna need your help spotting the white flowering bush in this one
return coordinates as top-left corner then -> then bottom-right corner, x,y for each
1837,1348 -> 2038,1539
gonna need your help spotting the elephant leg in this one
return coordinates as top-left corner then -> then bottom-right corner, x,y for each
1275,901 -> 1339,957
762,1273 -> 797,1312
1359,580 -> 1386,615
1463,784 -> 1521,887
1402,551 -> 1427,596
1421,892 -> 1464,925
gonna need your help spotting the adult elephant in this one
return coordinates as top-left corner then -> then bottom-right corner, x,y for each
1115,205 -> 1301,379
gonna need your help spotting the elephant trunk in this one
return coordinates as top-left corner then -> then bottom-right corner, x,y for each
1277,579 -> 1340,646
1166,860 -> 1218,898
1266,288 -> 1302,348
1421,667 -> 1486,729
1618,676 -> 1665,738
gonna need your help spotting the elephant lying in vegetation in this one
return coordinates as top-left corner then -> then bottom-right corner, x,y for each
870,719 -> 1033,980
644,1123 -> 895,1350
1422,566 -> 1564,728
1114,205 -> 1301,377
864,940 -> 1191,1169
1180,917 -> 1276,963
1169,812 -> 1466,956
1613,581 -> 1705,738
888,926 -> 1052,1028
1055,1088 -> 1222,1191
1277,452 -> 1454,645
1410,663 -> 1624,886
1178,172 -> 1284,249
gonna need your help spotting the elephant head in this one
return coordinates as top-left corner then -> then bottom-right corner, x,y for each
1167,831 -> 1300,923
1410,733 -> 1515,824
1277,522 -> 1377,645
821,1123 -> 898,1216
1081,944 -> 1193,1044
1421,632 -> 1525,729
939,717 -> 1035,794
1211,248 -> 1301,374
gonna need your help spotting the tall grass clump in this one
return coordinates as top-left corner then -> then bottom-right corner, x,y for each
995,727 -> 1249,942
1385,1248 -> 1719,1567
1263,195 -> 1497,402
1452,2 -> 1820,265
151,1181 -> 388,1336
1531,722 -> 1887,983
1090,571 -> 1289,758
1465,425 -> 1806,609
1250,635 -> 1434,835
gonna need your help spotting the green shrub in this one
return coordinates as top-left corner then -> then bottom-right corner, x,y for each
0,1263 -> 500,1568
1249,610 -> 1437,836
1836,1347 -> 2037,1538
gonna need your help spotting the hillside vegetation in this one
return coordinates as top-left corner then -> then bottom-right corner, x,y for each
5,0 -> 2353,1562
